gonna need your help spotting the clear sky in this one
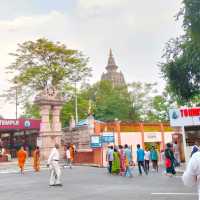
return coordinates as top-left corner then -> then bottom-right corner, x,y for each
0,0 -> 183,118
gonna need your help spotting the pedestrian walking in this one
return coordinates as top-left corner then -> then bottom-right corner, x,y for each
124,144 -> 133,178
119,145 -> 126,176
165,143 -> 176,177
173,141 -> 180,166
112,148 -> 120,175
65,146 -> 72,169
150,146 -> 158,172
144,148 -> 150,174
136,144 -> 147,175
47,144 -> 62,186
33,146 -> 40,172
106,146 -> 114,174
69,144 -> 75,164
17,146 -> 27,174
182,151 -> 200,200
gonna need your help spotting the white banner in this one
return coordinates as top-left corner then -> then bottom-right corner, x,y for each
169,108 -> 200,127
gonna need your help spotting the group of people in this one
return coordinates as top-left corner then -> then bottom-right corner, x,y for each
17,143 -> 75,186
17,146 -> 40,174
107,144 -> 133,177
106,142 -> 178,178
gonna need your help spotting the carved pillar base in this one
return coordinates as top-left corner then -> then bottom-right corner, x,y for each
37,132 -> 62,160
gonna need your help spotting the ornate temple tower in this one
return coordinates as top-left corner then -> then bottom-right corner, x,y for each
101,49 -> 126,87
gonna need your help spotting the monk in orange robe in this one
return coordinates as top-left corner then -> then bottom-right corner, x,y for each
17,146 -> 27,174
69,144 -> 75,162
33,146 -> 40,172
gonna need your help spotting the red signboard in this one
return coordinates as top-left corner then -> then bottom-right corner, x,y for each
180,108 -> 200,117
0,118 -> 41,130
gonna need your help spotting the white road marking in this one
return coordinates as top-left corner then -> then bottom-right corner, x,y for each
151,193 -> 198,196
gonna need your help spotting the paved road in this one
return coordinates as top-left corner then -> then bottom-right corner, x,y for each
0,166 -> 197,200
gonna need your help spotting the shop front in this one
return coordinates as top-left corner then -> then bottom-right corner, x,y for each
93,122 -> 175,166
169,107 -> 200,162
0,118 -> 40,161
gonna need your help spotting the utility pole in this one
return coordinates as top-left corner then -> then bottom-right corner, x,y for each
75,80 -> 78,125
15,86 -> 18,119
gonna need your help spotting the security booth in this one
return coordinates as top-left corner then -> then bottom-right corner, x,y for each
169,107 -> 200,162
0,118 -> 40,161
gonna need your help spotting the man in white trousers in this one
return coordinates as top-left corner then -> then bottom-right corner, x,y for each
47,144 -> 62,186
182,151 -> 200,200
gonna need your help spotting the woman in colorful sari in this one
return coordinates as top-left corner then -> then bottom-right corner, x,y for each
165,143 -> 176,176
33,146 -> 40,172
119,145 -> 126,176
112,148 -> 120,175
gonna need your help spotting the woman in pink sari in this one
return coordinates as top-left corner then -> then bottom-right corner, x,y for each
119,145 -> 126,176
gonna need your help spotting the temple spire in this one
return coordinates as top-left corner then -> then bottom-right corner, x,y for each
106,49 -> 117,71
101,49 -> 126,87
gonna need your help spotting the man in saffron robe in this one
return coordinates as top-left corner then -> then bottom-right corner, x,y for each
17,146 -> 27,174
69,144 -> 75,163
33,146 -> 40,172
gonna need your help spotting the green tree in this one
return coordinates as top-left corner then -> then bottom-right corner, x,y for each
160,0 -> 200,104
61,92 -> 90,127
5,38 -> 90,103
129,82 -> 174,122
160,37 -> 200,104
182,0 -> 200,44
147,92 -> 175,122
20,103 -> 40,119
129,82 -> 157,121
93,81 -> 134,121
60,80 -> 135,126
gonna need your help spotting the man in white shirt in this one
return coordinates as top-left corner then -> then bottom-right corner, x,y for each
144,148 -> 150,174
182,151 -> 200,200
47,144 -> 62,186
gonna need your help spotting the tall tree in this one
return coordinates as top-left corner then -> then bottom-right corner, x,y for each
160,0 -> 200,104
93,81 -> 134,121
129,82 -> 157,121
182,0 -> 200,44
60,80 -> 135,126
5,38 -> 91,103
160,37 -> 200,104
20,103 -> 40,119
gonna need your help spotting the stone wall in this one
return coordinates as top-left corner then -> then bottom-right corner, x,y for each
62,126 -> 91,150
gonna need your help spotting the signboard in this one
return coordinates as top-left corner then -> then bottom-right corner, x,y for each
0,118 -> 40,130
102,132 -> 115,143
144,132 -> 162,143
169,108 -> 200,127
90,136 -> 102,148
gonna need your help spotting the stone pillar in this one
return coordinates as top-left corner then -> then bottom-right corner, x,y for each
34,87 -> 65,161
52,106 -> 62,132
40,105 -> 51,132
